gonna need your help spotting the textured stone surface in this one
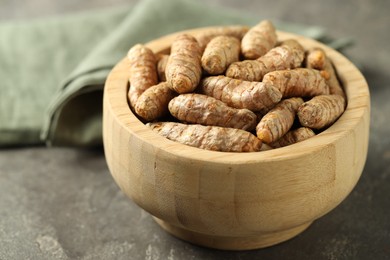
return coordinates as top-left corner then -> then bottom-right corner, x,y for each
1,146 -> 388,260
1,0 -> 390,259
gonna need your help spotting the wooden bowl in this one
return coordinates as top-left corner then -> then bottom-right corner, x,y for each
103,28 -> 370,250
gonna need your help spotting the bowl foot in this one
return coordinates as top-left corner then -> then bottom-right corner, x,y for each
154,217 -> 312,250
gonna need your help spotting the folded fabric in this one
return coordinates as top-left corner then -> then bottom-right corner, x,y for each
1,0 -> 341,147
0,7 -> 129,147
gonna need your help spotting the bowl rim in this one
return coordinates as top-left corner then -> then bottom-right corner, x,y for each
104,27 -> 370,164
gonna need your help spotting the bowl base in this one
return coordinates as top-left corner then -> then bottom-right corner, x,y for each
154,217 -> 312,250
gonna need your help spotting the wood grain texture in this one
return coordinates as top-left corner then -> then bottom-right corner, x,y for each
103,28 -> 370,250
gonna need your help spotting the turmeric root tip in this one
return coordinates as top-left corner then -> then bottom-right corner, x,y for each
165,34 -> 202,94
127,44 -> 158,108
306,47 -> 346,99
201,36 -> 240,75
241,20 -> 277,59
256,97 -> 304,143
134,82 -> 176,121
297,94 -> 346,129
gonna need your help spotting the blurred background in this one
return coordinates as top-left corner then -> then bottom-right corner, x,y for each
1,1 -> 388,124
1,0 -> 388,73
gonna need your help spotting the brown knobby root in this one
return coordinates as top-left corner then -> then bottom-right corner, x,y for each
127,44 -> 158,108
156,54 -> 169,82
168,93 -> 257,131
241,20 -> 277,59
280,40 -> 306,68
134,82 -> 176,121
270,127 -> 315,148
262,68 -> 330,98
165,34 -> 202,93
196,25 -> 249,51
306,47 -> 345,98
128,23 -> 348,153
256,97 -> 304,143
226,39 -> 305,81
199,76 -> 282,112
201,36 -> 240,75
147,122 -> 263,152
297,94 -> 346,129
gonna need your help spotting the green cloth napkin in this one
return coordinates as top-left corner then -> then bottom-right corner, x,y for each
0,0 -> 333,147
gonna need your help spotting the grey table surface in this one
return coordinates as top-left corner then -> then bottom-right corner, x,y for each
1,0 -> 390,259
